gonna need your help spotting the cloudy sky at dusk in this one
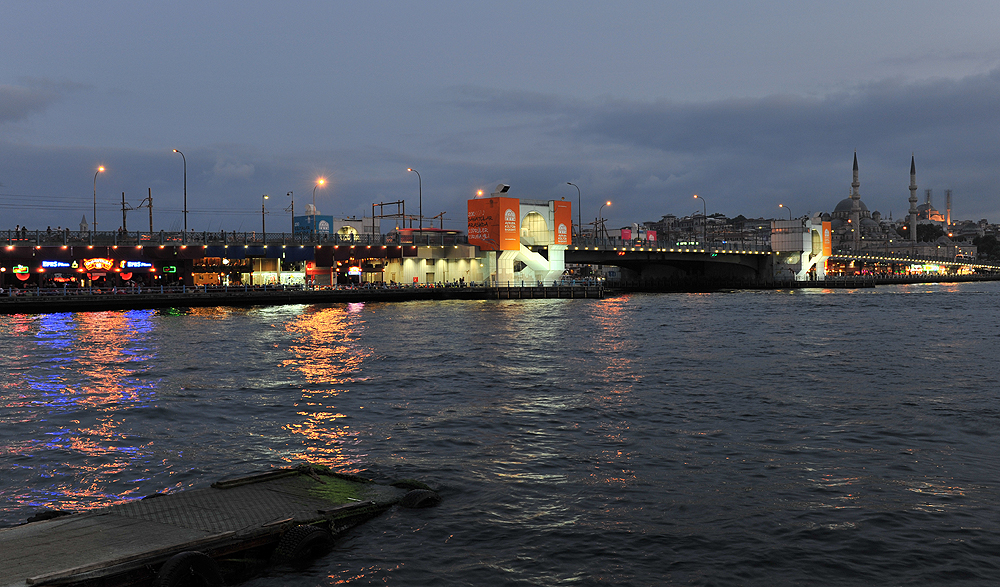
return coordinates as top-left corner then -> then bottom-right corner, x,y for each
3,1 -> 1000,233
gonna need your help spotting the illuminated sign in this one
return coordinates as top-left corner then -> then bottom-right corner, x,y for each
348,266 -> 362,276
41,260 -> 71,269
13,265 -> 29,274
163,265 -> 178,273
83,258 -> 114,271
122,260 -> 153,269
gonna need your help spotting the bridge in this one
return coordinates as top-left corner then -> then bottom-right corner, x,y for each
4,224 -> 999,290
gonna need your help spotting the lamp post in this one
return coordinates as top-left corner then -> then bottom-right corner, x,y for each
92,166 -> 105,237
172,150 -> 187,233
261,194 -> 269,238
407,168 -> 422,230
567,182 -> 582,239
286,191 -> 294,235
312,178 -> 326,238
598,200 -> 611,240
779,203 -> 792,220
693,194 -> 707,243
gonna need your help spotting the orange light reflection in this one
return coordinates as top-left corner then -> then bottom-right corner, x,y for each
280,307 -> 372,471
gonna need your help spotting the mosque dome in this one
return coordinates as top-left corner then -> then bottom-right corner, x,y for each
833,198 -> 869,215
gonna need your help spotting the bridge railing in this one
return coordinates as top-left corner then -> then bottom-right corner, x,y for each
2,229 -> 471,248
572,236 -> 771,252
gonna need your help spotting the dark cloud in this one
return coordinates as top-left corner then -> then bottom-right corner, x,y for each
0,79 -> 84,124
6,70 -> 1000,233
443,70 -> 1000,223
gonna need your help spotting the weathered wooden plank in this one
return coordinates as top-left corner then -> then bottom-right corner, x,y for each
1,514 -> 215,587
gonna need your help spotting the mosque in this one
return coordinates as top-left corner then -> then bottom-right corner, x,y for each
816,153 -> 960,252
817,152 -> 975,270
772,153 -> 976,280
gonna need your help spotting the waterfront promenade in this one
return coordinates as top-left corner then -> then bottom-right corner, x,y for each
0,282 -> 605,314
3,272 -> 999,315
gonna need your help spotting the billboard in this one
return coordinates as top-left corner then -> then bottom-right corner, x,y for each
553,200 -> 572,245
822,221 -> 832,257
468,197 -> 520,251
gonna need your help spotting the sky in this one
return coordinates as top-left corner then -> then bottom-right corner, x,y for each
3,0 -> 1000,234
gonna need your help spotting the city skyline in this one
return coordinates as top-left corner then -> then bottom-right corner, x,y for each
4,1 -> 1000,232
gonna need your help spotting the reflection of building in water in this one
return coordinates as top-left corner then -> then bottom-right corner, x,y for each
10,310 -> 159,513
280,306 -> 369,470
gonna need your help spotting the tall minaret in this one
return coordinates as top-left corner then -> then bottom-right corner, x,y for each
850,151 -> 862,249
908,155 -> 918,245
945,189 -> 952,226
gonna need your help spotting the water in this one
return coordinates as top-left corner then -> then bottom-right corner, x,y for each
3,283 -> 1000,586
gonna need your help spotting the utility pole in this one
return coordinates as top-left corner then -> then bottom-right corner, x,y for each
121,192 -> 134,232
137,188 -> 154,232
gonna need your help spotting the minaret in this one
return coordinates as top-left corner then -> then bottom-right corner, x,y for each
850,151 -> 861,249
945,189 -> 952,226
908,155 -> 918,245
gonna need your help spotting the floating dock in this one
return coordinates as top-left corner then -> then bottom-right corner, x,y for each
0,465 -> 439,587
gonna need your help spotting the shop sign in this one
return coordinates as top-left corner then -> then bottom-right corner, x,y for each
348,266 -> 362,276
162,265 -> 178,273
42,260 -> 71,269
13,265 -> 29,274
83,258 -> 115,271
122,260 -> 152,269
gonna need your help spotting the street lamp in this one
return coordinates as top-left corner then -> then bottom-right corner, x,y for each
261,194 -> 269,237
286,191 -> 294,235
779,203 -> 792,220
312,178 -> 326,237
598,200 -> 611,240
92,166 -> 105,236
567,182 -> 582,239
172,150 -> 187,233
407,168 -> 422,230
693,194 -> 707,243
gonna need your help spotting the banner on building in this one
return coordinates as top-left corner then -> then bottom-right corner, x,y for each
468,197 -> 520,251
553,200 -> 572,245
822,221 -> 832,257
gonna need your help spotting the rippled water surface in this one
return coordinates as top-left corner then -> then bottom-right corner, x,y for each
4,283 -> 1000,586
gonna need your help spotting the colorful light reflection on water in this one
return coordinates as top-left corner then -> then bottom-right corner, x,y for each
1,310 -> 159,513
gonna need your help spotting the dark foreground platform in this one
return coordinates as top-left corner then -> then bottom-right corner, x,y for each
0,465 -> 439,587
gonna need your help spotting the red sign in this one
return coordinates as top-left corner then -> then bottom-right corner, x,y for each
553,200 -> 572,245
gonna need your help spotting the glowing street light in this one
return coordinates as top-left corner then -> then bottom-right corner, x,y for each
261,194 -> 269,236
779,203 -> 792,220
407,168 -> 422,230
598,200 -> 611,240
693,194 -> 707,243
312,178 -> 326,237
567,182 -> 582,239
92,166 -> 105,236
172,149 -> 187,233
